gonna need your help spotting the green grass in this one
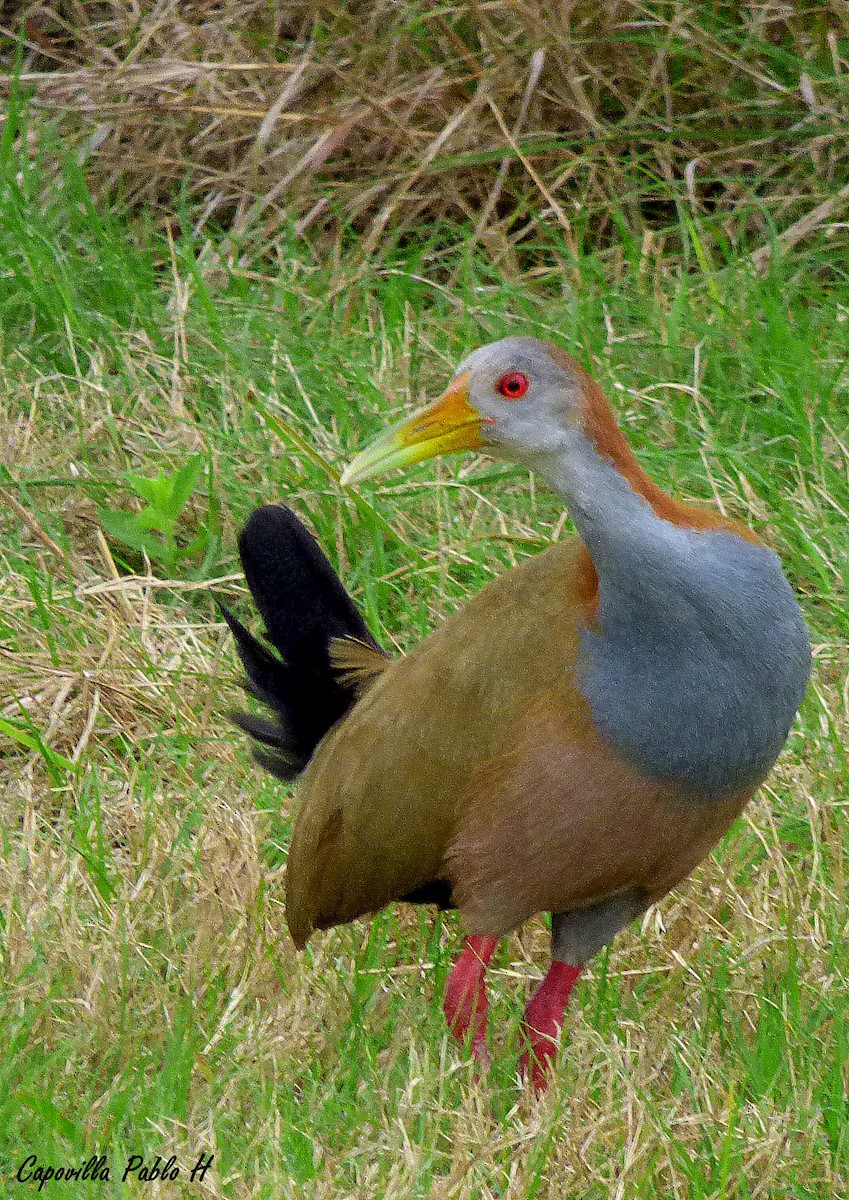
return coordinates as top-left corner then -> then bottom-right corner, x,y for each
1,135 -> 847,1198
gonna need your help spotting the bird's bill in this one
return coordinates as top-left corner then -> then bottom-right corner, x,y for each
340,372 -> 482,485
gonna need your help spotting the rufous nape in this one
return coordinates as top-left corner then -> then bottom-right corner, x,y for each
222,337 -> 810,1094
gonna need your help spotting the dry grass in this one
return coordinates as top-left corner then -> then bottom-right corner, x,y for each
4,1 -> 849,264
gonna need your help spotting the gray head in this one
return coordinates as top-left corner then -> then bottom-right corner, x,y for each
456,337 -> 589,465
341,336 -> 597,485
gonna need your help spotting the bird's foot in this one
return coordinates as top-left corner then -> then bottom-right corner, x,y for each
519,960 -> 583,1094
443,935 -> 498,1065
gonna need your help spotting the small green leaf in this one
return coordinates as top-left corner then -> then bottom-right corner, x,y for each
97,508 -> 174,566
134,505 -> 177,538
125,471 -> 170,509
166,454 -> 205,519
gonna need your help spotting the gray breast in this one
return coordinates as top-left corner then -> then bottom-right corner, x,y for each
577,526 -> 811,798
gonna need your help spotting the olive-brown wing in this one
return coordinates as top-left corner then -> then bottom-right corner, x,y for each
284,539 -> 592,947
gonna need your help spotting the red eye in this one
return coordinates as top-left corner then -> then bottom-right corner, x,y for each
496,371 -> 529,399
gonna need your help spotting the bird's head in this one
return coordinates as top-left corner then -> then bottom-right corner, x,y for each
341,337 -> 590,485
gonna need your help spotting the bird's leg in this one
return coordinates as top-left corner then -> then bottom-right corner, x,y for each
520,893 -> 643,1094
443,935 -> 498,1066
519,959 -> 583,1093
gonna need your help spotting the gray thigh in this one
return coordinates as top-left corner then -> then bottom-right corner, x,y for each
551,890 -> 645,966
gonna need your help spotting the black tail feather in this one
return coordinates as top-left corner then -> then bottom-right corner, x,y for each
218,602 -> 293,713
223,504 -> 384,780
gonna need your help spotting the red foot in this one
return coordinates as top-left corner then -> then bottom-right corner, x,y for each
519,961 -> 583,1094
443,935 -> 498,1065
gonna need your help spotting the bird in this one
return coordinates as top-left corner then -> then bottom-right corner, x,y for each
222,336 -> 810,1093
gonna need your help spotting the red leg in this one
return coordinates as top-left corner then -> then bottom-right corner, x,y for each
443,935 -> 498,1065
519,960 -> 583,1094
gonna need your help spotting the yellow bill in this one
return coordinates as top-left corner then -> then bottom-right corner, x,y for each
340,372 -> 482,486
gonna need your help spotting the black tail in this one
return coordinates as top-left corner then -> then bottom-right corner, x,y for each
220,504 -> 384,780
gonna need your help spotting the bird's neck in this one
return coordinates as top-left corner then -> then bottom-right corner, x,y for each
527,374 -> 756,593
581,376 -> 689,520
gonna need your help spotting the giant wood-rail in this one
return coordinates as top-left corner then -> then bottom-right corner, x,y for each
223,337 -> 810,1092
